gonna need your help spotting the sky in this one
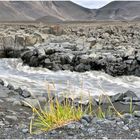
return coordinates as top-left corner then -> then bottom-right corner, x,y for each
71,0 -> 113,9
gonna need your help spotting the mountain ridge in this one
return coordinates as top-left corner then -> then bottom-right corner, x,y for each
0,1 -> 140,22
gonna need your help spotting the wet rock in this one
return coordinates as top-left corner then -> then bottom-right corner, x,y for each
0,79 -> 4,86
20,90 -> 31,98
7,84 -> 14,90
0,85 -> 10,98
15,87 -> 23,94
111,93 -> 124,102
123,90 -> 138,98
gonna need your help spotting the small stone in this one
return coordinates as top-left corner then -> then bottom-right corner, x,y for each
117,121 -> 124,127
66,123 -> 76,129
38,96 -> 47,103
13,100 -> 21,106
0,121 -> 5,126
81,115 -> 92,123
122,113 -> 133,119
87,127 -> 96,135
0,79 -> 4,85
7,84 -> 14,90
21,98 -> 39,108
123,125 -> 129,131
102,119 -> 114,124
134,111 -> 140,117
49,130 -> 57,135
80,118 -> 89,126
98,130 -> 103,133
22,128 -> 28,133
20,90 -> 31,98
102,137 -> 108,140
0,99 -> 4,103
4,121 -> 9,125
5,98 -> 17,102
5,115 -> 18,121
0,112 -> 5,116
8,91 -> 17,96
15,88 -> 23,94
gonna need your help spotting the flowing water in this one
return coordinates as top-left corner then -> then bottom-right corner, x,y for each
0,58 -> 140,98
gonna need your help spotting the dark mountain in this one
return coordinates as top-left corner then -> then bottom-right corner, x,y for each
95,1 -> 140,20
0,1 -> 95,22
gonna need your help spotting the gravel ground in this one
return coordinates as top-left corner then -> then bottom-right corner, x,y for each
1,96 -> 140,139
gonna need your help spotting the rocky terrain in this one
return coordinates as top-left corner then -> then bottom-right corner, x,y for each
1,22 -> 140,76
20,23 -> 140,77
0,22 -> 140,138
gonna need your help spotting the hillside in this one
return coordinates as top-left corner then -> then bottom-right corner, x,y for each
0,1 -> 95,22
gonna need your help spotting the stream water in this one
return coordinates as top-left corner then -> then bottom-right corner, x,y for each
0,58 -> 140,98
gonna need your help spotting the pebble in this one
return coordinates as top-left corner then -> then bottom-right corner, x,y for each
22,128 -> 28,134
0,121 -> 5,126
20,90 -> 31,98
66,123 -> 76,129
5,115 -> 18,121
0,112 -> 5,116
13,100 -> 21,106
117,121 -> 124,127
122,125 -> 129,131
122,113 -> 133,119
87,127 -> 96,135
0,99 -> 4,103
38,96 -> 47,103
81,115 -> 92,123
80,118 -> 89,126
134,111 -> 140,117
0,79 -> 4,85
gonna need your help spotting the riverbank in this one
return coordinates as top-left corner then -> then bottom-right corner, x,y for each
0,79 -> 140,139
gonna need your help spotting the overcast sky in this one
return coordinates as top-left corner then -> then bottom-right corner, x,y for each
71,0 -> 113,9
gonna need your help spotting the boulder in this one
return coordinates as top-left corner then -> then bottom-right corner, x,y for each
49,26 -> 64,36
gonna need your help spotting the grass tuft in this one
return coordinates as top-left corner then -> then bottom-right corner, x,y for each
28,97 -> 88,134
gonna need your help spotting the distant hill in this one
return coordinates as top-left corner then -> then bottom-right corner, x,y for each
0,1 -> 95,22
95,1 -> 140,20
0,1 -> 140,22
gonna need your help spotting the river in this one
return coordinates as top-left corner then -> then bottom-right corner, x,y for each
0,58 -> 140,98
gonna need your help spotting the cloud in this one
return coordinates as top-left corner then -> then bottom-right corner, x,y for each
71,0 -> 113,9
